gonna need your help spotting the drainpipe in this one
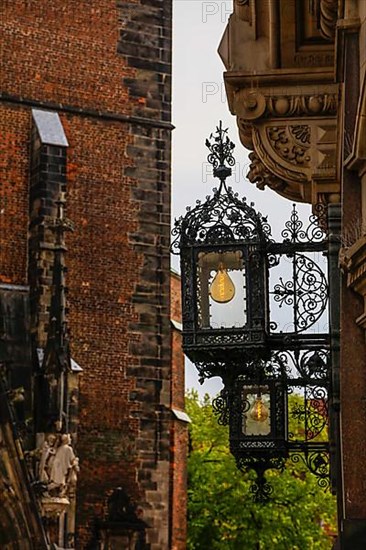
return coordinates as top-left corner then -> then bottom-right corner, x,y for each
327,203 -> 343,543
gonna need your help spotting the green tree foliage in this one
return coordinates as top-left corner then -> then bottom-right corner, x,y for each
186,390 -> 337,550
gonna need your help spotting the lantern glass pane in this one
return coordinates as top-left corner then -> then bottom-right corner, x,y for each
197,250 -> 246,329
242,386 -> 271,436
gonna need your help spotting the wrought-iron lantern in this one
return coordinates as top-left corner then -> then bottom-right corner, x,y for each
171,123 -> 271,366
229,375 -> 288,461
172,123 -> 332,501
212,356 -> 289,500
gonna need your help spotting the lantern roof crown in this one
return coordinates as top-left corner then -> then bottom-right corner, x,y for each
171,122 -> 271,252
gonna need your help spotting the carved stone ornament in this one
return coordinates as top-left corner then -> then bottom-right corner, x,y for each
345,72 -> 366,176
317,0 -> 338,40
236,119 -> 254,150
247,152 -> 287,195
238,116 -> 338,203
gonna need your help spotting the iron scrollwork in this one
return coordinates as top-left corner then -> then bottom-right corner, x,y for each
272,253 -> 328,333
281,203 -> 326,244
171,190 -> 271,253
236,456 -> 286,503
290,450 -> 330,491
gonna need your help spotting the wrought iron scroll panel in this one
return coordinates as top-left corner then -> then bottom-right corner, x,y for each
268,206 -> 330,491
269,204 -> 328,339
210,206 -> 330,501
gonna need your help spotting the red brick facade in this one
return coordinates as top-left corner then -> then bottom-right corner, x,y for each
0,1 -> 185,548
170,271 -> 188,550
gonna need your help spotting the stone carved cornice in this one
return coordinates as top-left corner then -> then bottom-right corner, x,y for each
268,125 -> 311,166
237,119 -> 254,150
252,125 -> 308,184
233,0 -> 253,25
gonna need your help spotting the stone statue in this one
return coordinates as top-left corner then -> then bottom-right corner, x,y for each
66,456 -> 79,497
39,433 -> 57,483
35,433 -> 79,499
49,434 -> 77,494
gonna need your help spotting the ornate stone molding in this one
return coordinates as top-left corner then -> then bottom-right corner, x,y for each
236,119 -> 254,150
40,496 -> 70,518
235,90 -> 338,121
252,124 -> 308,184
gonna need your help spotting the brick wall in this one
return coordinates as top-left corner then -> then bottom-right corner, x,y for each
0,105 -> 30,285
0,1 -> 177,548
170,271 -> 188,550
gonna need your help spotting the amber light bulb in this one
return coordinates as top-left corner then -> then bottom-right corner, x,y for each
249,394 -> 269,423
209,263 -> 236,304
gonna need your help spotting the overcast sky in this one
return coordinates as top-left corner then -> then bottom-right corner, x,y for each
172,1 -> 312,396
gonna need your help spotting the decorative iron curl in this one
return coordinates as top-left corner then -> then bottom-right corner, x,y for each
271,253 -> 328,332
307,203 -> 327,240
295,255 -> 328,331
263,351 -> 292,378
212,389 -> 230,426
269,321 -> 278,331
236,456 -> 286,503
290,451 -> 330,491
273,278 -> 295,307
282,205 -> 306,243
268,252 -> 280,268
272,349 -> 329,382
195,360 -> 226,383
290,392 -> 328,442
249,478 -> 274,503
298,350 -> 329,381
281,204 -> 326,244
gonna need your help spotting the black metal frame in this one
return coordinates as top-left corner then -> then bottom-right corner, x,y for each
171,123 -> 331,502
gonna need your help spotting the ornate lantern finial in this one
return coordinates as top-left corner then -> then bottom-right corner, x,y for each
205,121 -> 236,187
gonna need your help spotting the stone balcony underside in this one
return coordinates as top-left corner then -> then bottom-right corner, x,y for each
219,0 -> 340,206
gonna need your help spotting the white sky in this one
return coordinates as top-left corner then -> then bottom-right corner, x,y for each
172,1 -> 312,396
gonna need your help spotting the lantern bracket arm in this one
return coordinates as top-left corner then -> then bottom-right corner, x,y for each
268,333 -> 330,349
267,240 -> 327,256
